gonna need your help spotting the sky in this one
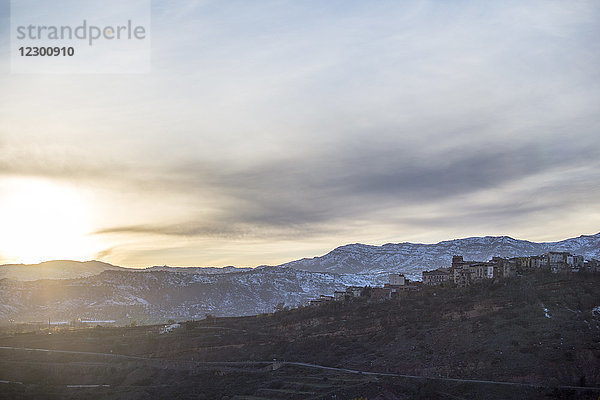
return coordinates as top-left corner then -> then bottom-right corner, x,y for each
0,0 -> 599,267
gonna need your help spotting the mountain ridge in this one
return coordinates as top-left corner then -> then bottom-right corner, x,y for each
1,232 -> 599,324
278,233 -> 600,277
2,233 -> 599,281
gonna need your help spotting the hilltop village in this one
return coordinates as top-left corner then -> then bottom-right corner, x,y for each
310,251 -> 600,305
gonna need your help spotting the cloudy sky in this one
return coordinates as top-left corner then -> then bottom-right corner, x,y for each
0,0 -> 598,267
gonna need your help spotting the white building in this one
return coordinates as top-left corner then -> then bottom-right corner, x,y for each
388,274 -> 406,286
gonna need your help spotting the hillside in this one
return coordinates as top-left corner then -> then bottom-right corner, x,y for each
0,267 -> 376,324
0,272 -> 598,399
280,233 -> 600,278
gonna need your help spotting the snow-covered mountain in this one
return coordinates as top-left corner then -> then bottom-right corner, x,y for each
0,267 -> 375,324
1,233 -> 598,324
279,233 -> 600,279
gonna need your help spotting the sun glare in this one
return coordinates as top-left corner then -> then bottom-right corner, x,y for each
0,178 -> 98,264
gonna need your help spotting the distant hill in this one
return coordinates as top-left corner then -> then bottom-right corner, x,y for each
279,233 -> 600,278
0,260 -> 125,281
0,267 -> 374,324
0,261 -> 254,281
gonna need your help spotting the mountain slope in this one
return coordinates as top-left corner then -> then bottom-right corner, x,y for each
0,267 -> 375,324
279,233 -> 600,278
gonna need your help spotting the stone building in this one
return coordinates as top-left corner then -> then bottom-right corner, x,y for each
422,268 -> 451,286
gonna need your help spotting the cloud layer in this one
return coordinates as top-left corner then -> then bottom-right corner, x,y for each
0,0 -> 599,266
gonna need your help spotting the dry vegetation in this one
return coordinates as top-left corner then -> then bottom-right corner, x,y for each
0,272 -> 599,399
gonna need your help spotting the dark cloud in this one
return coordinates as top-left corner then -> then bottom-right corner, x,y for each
95,220 -> 338,240
93,137 -> 599,239
97,222 -> 247,238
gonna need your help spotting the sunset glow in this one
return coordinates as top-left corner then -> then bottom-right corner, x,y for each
0,178 -> 98,264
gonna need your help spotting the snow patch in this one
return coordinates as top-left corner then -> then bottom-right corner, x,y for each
542,305 -> 551,319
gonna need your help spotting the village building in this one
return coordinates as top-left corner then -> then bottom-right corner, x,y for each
385,273 -> 418,294
451,256 -> 489,286
539,251 -> 584,273
530,255 -> 542,269
388,273 -> 406,286
309,295 -> 334,306
333,291 -> 346,300
489,257 -> 515,278
567,255 -> 585,271
451,255 -> 513,287
422,268 -> 451,286
510,256 -> 532,273
371,287 -> 393,299
547,251 -> 567,265
585,259 -> 600,273
345,286 -> 363,298
509,255 -> 546,273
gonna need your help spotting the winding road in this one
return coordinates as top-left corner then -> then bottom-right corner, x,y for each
0,346 -> 598,393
